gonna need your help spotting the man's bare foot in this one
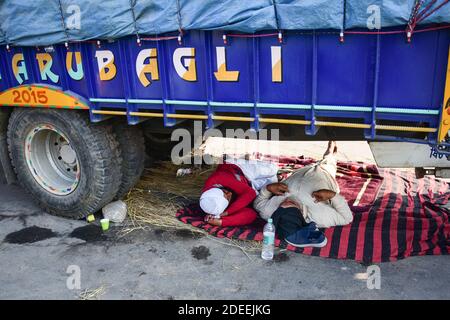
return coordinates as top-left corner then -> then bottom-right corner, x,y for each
324,141 -> 337,157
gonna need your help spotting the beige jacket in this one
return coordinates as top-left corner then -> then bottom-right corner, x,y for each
253,155 -> 353,228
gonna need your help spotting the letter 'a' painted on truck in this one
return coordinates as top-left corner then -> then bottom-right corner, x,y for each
0,29 -> 449,147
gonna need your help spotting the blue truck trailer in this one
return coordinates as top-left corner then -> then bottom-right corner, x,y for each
0,0 -> 449,218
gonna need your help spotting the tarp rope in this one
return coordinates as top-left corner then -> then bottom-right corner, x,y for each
222,1 -> 283,45
416,0 -> 449,23
224,24 -> 450,41
340,0 -> 347,42
141,34 -> 180,42
176,0 -> 184,44
407,0 -> 449,41
129,0 -> 141,45
57,0 -> 70,48
345,24 -> 450,35
407,0 -> 427,40
271,0 -> 283,43
0,26 -> 10,50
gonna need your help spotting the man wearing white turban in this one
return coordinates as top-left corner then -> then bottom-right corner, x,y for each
200,162 -> 261,227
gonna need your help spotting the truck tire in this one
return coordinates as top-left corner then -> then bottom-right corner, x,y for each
113,122 -> 145,199
7,109 -> 122,219
145,132 -> 176,161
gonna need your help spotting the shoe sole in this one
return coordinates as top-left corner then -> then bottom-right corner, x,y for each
285,236 -> 328,248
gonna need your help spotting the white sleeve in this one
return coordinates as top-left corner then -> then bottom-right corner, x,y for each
306,194 -> 353,228
253,187 -> 288,221
330,194 -> 354,225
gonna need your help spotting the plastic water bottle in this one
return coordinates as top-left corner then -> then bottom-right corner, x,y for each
176,168 -> 193,177
261,218 -> 275,260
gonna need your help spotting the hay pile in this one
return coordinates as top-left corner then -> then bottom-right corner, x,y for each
123,161 -> 263,255
123,162 -> 212,234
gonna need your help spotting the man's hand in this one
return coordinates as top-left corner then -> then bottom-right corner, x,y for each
204,214 -> 223,226
266,182 -> 289,195
312,189 -> 336,203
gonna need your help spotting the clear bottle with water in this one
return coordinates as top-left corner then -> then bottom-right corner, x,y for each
261,218 -> 275,260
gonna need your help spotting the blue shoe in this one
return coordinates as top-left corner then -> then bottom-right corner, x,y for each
285,228 -> 327,248
306,222 -> 319,231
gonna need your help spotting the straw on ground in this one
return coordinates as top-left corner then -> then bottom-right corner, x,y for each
78,285 -> 107,300
123,161 -> 261,256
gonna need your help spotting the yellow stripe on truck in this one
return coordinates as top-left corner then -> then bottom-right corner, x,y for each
438,46 -> 450,142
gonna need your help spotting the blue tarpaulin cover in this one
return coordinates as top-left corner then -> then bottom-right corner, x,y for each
0,0 -> 448,46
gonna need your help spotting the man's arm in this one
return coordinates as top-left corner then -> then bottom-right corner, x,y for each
225,183 -> 257,215
307,193 -> 353,228
253,185 -> 288,220
329,194 -> 353,225
203,170 -> 256,215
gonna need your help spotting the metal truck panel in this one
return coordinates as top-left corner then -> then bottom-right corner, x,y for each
0,28 -> 449,148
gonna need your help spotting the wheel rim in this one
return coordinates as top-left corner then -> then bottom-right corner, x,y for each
25,124 -> 80,195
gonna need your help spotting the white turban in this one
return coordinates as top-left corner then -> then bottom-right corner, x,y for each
199,188 -> 229,218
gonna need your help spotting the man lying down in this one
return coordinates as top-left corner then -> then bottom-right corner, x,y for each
199,141 -> 353,248
254,141 -> 353,248
199,157 -> 279,227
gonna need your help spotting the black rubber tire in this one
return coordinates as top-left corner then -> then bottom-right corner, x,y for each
145,132 -> 176,161
113,122 -> 145,199
7,109 -> 122,219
